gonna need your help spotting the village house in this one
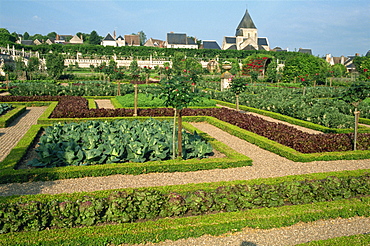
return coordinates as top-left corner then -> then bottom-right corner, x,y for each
144,38 -> 165,48
69,34 -> 84,44
101,32 -> 140,47
165,32 -> 198,49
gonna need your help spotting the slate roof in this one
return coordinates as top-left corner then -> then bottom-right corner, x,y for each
257,37 -> 268,46
167,33 -> 187,45
225,44 -> 237,50
202,41 -> 221,50
236,9 -> 256,36
242,44 -> 257,51
20,40 -> 34,45
103,33 -> 116,41
187,37 -> 196,45
225,37 -> 236,44
298,48 -> 312,55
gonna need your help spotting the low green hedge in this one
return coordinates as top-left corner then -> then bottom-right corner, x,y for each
36,101 -> 58,124
87,99 -> 96,109
0,170 -> 368,234
0,105 -> 25,127
214,100 -> 370,133
0,191 -> 369,245
204,116 -> 370,162
0,121 -> 251,184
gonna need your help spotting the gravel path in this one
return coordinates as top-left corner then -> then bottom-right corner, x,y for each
95,99 -> 115,109
0,107 -> 46,162
128,216 -> 370,246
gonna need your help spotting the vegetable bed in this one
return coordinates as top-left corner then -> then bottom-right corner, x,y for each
0,103 -> 12,116
27,118 -> 213,168
1,96 -> 370,154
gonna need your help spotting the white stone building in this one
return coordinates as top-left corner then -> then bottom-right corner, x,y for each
222,9 -> 270,51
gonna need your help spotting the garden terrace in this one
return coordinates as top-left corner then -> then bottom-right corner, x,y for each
34,96 -> 370,154
1,95 -> 370,158
0,97 -> 369,245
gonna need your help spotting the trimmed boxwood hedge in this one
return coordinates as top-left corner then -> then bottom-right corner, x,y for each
0,171 -> 369,234
0,105 -> 26,128
0,197 -> 368,245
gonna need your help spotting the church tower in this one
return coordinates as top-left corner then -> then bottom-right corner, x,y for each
235,9 -> 258,50
222,8 -> 269,51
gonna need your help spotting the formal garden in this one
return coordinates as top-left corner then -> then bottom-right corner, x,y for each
0,45 -> 370,245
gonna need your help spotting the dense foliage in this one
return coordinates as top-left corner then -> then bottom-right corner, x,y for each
0,174 -> 368,233
8,82 -> 133,96
210,86 -> 370,128
116,93 -> 216,108
28,118 -> 213,168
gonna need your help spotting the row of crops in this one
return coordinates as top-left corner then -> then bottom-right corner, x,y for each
0,103 -> 12,116
209,85 -> 370,129
2,81 -> 370,129
27,119 -> 213,168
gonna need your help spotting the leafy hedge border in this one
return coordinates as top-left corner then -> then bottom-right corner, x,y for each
214,100 -> 370,134
0,168 -> 369,245
0,120 -> 251,184
1,198 -> 368,245
204,116 -> 370,162
0,105 -> 26,128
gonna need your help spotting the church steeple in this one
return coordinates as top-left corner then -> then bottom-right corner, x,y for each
236,9 -> 256,36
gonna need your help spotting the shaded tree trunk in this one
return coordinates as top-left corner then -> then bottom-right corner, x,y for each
177,109 -> 183,158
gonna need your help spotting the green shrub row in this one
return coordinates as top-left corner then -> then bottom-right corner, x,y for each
115,94 -> 217,108
214,100 -> 370,133
1,196 -> 368,245
0,121 -> 251,184
0,105 -> 25,128
0,173 -> 369,234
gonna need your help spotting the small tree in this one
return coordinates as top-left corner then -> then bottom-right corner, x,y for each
46,53 -> 65,79
26,56 -> 40,80
340,81 -> 370,150
159,75 -> 202,158
229,77 -> 248,111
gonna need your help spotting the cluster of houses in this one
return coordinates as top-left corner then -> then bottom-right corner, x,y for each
12,9 -> 367,72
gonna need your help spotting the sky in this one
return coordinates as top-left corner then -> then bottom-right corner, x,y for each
1,0 -> 369,57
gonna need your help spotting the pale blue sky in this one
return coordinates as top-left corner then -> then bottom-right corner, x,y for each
1,0 -> 369,57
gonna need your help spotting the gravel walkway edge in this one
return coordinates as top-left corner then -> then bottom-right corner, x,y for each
130,216 -> 370,246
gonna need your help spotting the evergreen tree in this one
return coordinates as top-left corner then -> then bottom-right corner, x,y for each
89,30 -> 101,45
23,32 -> 30,40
